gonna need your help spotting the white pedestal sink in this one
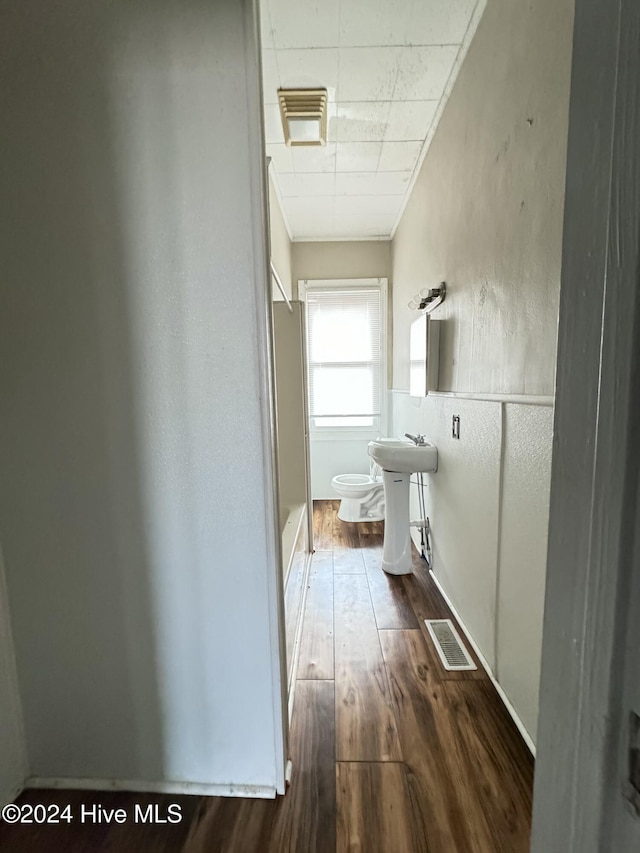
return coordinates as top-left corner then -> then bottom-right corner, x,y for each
368,438 -> 438,575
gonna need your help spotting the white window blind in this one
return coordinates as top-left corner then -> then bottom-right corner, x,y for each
305,286 -> 383,429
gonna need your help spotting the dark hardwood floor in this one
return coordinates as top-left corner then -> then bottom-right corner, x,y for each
0,500 -> 534,852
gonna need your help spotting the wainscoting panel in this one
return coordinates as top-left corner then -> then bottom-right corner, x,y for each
390,390 -> 552,746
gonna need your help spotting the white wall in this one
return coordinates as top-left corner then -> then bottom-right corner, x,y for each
0,543 -> 25,804
0,0 -> 284,794
391,391 -> 552,743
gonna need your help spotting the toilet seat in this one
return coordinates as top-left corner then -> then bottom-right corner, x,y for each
331,474 -> 381,499
331,474 -> 384,522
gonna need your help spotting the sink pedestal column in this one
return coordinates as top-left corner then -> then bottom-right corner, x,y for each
381,470 -> 413,575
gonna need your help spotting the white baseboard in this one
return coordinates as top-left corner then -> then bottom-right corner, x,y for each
25,777 -> 277,799
429,569 -> 536,757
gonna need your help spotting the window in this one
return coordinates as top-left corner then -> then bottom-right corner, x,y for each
301,279 -> 386,434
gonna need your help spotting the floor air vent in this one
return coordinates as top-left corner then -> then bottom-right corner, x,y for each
425,619 -> 477,671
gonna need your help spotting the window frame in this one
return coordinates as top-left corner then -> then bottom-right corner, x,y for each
298,277 -> 388,442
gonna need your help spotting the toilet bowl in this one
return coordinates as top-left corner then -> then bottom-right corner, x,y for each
331,474 -> 385,523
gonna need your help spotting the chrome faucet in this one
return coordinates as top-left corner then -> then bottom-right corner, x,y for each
404,432 -> 427,446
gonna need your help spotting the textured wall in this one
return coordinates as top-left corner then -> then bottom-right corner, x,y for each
497,404 -> 552,739
391,393 -> 501,668
0,0 -> 283,790
392,0 -> 573,395
388,0 -> 571,745
391,391 -> 552,744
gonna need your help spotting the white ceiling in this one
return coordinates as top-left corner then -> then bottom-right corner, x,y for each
261,0 -> 482,242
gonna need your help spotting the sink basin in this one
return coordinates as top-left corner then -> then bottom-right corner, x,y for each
368,438 -> 438,473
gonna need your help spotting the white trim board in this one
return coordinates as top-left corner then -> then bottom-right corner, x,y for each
298,277 -> 387,289
291,236 -> 390,243
429,569 -> 536,756
25,777 -> 277,799
287,550 -> 314,723
281,503 -> 307,588
532,0 -> 640,845
246,0 -> 288,798
391,388 -> 554,407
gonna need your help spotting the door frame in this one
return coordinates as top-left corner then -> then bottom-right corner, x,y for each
532,0 -> 640,846
246,0 -> 289,795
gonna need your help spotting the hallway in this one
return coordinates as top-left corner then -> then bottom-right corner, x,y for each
0,502 -> 533,852
294,501 -> 534,851
186,501 -> 534,851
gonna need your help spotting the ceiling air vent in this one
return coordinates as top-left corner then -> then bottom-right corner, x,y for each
278,88 -> 327,147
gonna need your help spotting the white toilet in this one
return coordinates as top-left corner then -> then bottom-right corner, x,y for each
331,469 -> 385,523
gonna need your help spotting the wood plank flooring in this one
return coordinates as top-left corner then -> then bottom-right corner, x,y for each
0,500 -> 534,852
333,573 -> 402,762
305,501 -> 533,852
297,551 -> 334,679
336,762 -> 420,853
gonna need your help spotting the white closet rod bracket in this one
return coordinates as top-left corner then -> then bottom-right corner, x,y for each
270,260 -> 293,313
